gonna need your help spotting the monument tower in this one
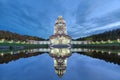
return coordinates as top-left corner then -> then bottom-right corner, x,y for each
54,16 -> 67,35
50,16 -> 71,46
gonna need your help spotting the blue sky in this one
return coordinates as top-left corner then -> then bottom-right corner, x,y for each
0,0 -> 120,39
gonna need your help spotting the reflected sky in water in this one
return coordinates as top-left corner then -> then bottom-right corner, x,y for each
0,49 -> 120,80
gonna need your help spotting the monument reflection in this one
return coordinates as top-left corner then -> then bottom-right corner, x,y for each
49,48 -> 71,77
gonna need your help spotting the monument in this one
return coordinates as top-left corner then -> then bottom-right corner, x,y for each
49,16 -> 71,77
49,16 -> 71,48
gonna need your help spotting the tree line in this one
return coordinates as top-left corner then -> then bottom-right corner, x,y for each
0,30 -> 45,41
76,28 -> 120,41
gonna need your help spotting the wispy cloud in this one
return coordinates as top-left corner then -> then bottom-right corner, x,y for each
0,0 -> 120,39
85,22 -> 120,33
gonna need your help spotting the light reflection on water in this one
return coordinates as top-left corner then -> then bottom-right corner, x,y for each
0,48 -> 120,80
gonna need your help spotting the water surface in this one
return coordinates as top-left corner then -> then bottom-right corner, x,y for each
0,48 -> 120,80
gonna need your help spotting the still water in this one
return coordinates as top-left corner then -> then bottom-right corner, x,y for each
0,48 -> 120,80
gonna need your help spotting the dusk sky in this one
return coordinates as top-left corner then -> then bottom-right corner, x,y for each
0,0 -> 120,39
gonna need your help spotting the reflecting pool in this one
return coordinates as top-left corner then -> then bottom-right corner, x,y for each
0,48 -> 120,80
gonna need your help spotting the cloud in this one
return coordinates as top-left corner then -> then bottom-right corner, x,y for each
0,0 -> 65,38
72,0 -> 120,38
85,22 -> 120,33
0,0 -> 120,39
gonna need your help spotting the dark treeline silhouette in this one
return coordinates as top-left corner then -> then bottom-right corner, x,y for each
0,52 -> 43,64
78,51 -> 120,65
73,44 -> 120,49
0,30 -> 45,41
77,29 -> 120,41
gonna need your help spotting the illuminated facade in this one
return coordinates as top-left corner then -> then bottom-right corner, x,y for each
50,16 -> 71,46
50,48 -> 71,78
54,58 -> 67,77
50,48 -> 71,57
